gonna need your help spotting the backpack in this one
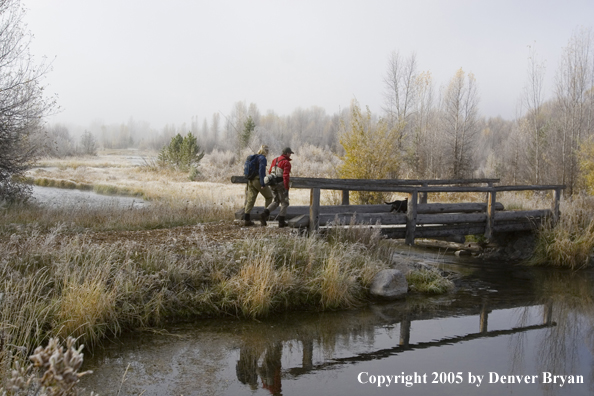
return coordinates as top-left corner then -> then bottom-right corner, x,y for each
264,157 -> 284,186
244,154 -> 259,180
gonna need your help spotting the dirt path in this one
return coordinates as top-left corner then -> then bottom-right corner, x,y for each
74,221 -> 295,250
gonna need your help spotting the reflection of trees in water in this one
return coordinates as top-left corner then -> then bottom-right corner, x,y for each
532,271 -> 594,394
509,299 -> 539,374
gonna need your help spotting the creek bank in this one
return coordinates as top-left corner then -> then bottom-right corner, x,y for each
412,231 -> 537,262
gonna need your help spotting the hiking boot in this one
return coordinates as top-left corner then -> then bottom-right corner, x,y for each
278,216 -> 287,228
244,213 -> 255,227
260,209 -> 270,226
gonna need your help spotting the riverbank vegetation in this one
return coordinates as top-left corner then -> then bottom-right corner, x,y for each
0,214 -> 346,352
529,195 -> 594,269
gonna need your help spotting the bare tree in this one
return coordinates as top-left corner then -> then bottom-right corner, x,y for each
521,43 -> 548,184
0,0 -> 54,201
407,71 -> 438,177
441,68 -> 480,178
383,51 -> 418,149
80,130 -> 97,156
554,28 -> 594,194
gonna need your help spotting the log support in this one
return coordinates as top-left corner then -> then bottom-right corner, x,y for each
309,188 -> 321,232
405,190 -> 418,245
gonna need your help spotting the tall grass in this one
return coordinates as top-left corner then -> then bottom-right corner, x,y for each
0,199 -> 235,234
0,225 -> 392,366
529,195 -> 594,269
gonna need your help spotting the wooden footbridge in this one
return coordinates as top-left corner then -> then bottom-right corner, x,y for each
231,176 -> 565,245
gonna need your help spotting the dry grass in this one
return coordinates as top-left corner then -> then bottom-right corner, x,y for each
406,268 -> 455,294
0,219 -> 394,370
0,198 -> 236,234
27,148 -> 327,205
529,195 -> 594,269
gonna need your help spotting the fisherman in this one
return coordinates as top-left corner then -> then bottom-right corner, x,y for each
243,145 -> 273,226
260,147 -> 293,228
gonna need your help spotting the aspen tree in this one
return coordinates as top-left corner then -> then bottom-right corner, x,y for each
338,100 -> 400,204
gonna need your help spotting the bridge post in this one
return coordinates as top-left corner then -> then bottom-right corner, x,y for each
543,302 -> 553,325
552,188 -> 561,225
484,189 -> 496,241
309,188 -> 321,232
480,301 -> 489,334
399,316 -> 411,346
341,190 -> 350,205
405,190 -> 418,245
420,183 -> 428,204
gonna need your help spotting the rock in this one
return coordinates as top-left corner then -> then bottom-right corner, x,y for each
370,269 -> 408,299
454,250 -> 472,257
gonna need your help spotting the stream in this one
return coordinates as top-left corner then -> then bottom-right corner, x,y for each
30,185 -> 147,209
78,256 -> 594,396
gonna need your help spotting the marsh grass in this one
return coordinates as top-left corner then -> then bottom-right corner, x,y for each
0,221 -> 393,369
406,268 -> 455,294
0,199 -> 235,234
528,195 -> 594,269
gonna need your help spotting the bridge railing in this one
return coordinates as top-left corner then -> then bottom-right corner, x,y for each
231,176 -> 565,245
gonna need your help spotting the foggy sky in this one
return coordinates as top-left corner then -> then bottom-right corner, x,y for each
23,0 -> 594,129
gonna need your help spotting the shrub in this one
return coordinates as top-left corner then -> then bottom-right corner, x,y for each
337,100 -> 401,204
158,132 -> 205,172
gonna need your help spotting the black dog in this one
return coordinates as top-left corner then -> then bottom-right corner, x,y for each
385,198 -> 408,213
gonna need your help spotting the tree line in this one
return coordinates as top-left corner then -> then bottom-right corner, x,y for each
2,0 -> 593,201
62,27 -> 592,195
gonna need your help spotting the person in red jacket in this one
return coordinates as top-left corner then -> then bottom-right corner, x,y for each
260,147 -> 293,227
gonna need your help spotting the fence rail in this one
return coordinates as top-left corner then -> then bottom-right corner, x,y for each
231,176 -> 565,245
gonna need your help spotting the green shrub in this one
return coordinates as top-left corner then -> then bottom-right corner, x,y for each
158,132 -> 205,172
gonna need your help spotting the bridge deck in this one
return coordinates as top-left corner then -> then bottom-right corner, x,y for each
231,176 -> 565,245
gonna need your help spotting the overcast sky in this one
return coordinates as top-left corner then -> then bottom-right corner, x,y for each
23,0 -> 594,130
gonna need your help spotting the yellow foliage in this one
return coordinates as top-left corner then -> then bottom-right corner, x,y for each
578,137 -> 594,195
338,99 -> 401,204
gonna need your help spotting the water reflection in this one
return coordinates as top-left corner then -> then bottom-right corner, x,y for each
80,265 -> 594,396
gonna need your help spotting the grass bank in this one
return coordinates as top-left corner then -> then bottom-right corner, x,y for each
529,195 -> 594,269
0,226 -> 387,359
0,203 -> 453,359
0,199 -> 236,234
25,176 -> 147,199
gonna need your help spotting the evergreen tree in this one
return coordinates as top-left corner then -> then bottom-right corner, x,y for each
158,132 -> 204,171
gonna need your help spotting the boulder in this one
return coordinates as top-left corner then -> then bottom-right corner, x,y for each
370,269 -> 408,299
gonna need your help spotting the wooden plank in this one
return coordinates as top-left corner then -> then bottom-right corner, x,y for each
230,176 -> 564,194
320,210 -> 548,226
405,190 -> 418,245
309,188 -> 321,232
382,224 -> 486,239
495,185 -> 567,191
381,221 -> 542,239
288,214 -> 309,228
418,202 -> 504,214
485,190 -> 496,241
318,213 -> 406,226
341,190 -> 350,205
494,210 -> 551,221
239,203 -> 508,221
318,212 -> 488,226
231,176 -> 500,188
285,177 -> 500,187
